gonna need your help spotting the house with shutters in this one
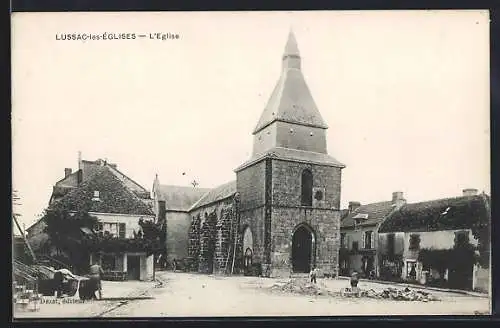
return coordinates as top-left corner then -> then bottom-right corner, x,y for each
377,188 -> 491,292
339,192 -> 406,277
26,157 -> 157,281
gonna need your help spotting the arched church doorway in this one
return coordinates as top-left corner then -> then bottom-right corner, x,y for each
292,224 -> 315,273
242,226 -> 253,275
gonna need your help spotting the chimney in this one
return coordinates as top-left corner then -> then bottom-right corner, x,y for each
64,168 -> 72,178
463,188 -> 478,196
348,201 -> 361,213
78,151 -> 82,170
392,191 -> 406,207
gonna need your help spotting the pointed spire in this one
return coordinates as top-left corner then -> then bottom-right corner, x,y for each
283,29 -> 301,70
284,29 -> 300,58
253,31 -> 327,136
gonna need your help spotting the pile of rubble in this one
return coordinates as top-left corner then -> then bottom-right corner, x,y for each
342,287 -> 440,302
269,279 -> 331,296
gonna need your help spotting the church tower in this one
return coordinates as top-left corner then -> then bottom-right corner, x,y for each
235,31 -> 345,278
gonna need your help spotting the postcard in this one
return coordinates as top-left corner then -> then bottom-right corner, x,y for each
11,10 -> 491,318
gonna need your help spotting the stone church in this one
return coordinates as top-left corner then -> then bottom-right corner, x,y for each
153,31 -> 345,278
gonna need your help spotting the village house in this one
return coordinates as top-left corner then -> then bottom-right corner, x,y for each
151,31 -> 345,278
339,192 -> 406,278
377,188 -> 490,292
26,157 -> 157,281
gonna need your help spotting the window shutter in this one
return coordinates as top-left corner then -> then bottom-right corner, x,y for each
119,223 -> 126,238
362,232 -> 366,249
371,232 -> 375,249
347,235 -> 351,250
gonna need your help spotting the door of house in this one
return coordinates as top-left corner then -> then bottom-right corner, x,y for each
127,255 -> 141,280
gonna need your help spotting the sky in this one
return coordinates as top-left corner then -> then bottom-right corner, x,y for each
11,10 -> 490,231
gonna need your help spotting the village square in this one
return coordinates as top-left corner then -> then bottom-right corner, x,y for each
12,20 -> 491,318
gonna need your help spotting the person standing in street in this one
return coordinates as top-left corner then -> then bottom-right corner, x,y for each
172,258 -> 178,272
89,262 -> 104,300
350,271 -> 359,288
53,270 -> 64,298
309,266 -> 318,284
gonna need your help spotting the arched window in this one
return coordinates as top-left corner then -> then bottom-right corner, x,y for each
301,169 -> 313,206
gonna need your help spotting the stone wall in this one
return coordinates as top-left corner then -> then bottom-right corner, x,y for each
187,214 -> 201,271
165,211 -> 191,261
239,208 -> 266,269
271,160 -> 342,209
237,160 -> 266,211
214,207 -> 235,274
270,207 -> 341,277
269,159 -> 342,278
198,211 -> 217,273
187,198 -> 236,274
236,159 -> 268,274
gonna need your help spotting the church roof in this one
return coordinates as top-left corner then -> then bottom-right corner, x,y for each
189,180 -> 237,211
253,31 -> 328,134
236,146 -> 345,172
378,194 -> 490,233
157,185 -> 210,212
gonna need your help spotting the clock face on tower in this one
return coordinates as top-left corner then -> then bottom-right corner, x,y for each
314,190 -> 324,201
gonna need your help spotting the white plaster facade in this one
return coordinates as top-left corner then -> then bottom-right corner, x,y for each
89,212 -> 156,281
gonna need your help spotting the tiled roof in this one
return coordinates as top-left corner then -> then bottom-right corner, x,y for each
157,185 -> 210,212
236,147 -> 345,172
189,180 -> 237,211
253,33 -> 328,134
340,209 -> 350,220
108,165 -> 150,197
50,166 -> 154,216
378,194 -> 490,233
341,201 -> 395,228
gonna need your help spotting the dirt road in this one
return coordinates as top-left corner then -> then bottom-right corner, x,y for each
101,272 -> 490,317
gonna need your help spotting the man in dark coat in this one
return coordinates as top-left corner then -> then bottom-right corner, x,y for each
53,271 -> 64,298
89,263 -> 104,299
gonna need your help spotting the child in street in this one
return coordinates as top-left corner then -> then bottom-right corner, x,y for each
309,266 -> 318,284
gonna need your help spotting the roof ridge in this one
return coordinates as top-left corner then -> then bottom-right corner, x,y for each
188,180 -> 237,212
159,184 -> 210,190
404,194 -> 483,207
108,165 -> 149,194
50,166 -> 154,216
356,200 -> 393,208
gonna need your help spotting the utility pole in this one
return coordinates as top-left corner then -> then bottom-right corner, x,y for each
12,190 -> 37,262
13,214 -> 37,262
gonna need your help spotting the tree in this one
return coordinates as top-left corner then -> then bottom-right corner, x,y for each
43,208 -> 98,272
138,218 -> 166,257
470,194 -> 491,268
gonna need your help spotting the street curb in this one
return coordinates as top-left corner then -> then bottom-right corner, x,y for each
336,276 -> 488,298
